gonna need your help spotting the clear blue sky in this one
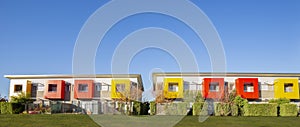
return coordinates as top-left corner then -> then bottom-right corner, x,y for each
0,0 -> 300,99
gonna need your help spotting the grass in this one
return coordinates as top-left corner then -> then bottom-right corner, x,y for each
0,114 -> 99,127
175,116 -> 300,127
1,115 -> 300,127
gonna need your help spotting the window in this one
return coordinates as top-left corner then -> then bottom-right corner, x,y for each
78,84 -> 88,92
14,85 -> 22,92
168,82 -> 178,92
116,84 -> 125,92
284,83 -> 293,92
48,84 -> 57,92
102,85 -> 109,91
209,82 -> 219,92
244,82 -> 254,92
95,84 -> 101,91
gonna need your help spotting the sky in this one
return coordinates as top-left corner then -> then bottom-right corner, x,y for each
0,0 -> 300,100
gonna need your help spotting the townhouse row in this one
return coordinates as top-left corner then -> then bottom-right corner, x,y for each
4,74 -> 144,114
152,73 -> 300,101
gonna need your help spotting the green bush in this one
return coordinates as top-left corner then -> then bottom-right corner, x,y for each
233,96 -> 248,116
244,103 -> 277,116
1,102 -> 13,114
165,102 -> 188,115
269,98 -> 290,105
214,102 -> 231,116
280,103 -> 298,116
150,101 -> 156,115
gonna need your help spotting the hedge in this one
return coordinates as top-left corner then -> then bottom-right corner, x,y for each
231,104 -> 238,116
0,102 -> 13,114
150,101 -> 156,115
0,102 -> 2,113
280,103 -> 298,116
165,102 -> 188,115
214,103 -> 231,116
244,103 -> 277,116
132,101 -> 141,115
193,102 -> 208,116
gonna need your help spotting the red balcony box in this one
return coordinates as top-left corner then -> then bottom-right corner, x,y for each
44,80 -> 65,99
235,78 -> 259,99
202,78 -> 225,99
74,80 -> 94,99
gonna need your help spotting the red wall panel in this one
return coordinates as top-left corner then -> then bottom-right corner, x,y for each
44,80 -> 65,99
74,80 -> 94,99
235,78 -> 259,99
202,78 -> 224,99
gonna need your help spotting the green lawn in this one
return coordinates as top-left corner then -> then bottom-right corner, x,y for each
0,115 -> 300,127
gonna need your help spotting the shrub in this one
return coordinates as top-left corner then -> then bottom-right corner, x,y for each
269,98 -> 290,105
244,103 -> 277,116
233,96 -> 248,116
150,101 -> 156,115
165,102 -> 188,115
12,103 -> 24,114
280,103 -> 298,116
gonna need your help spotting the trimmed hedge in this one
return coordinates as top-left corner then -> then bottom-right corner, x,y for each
150,101 -> 156,115
0,102 -> 13,114
231,104 -> 238,116
244,103 -> 277,116
214,103 -> 231,116
193,102 -> 208,116
280,103 -> 298,116
165,102 -> 188,115
214,102 -> 239,116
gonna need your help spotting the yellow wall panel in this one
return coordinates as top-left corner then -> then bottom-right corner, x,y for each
111,79 -> 131,99
26,80 -> 32,95
274,78 -> 299,99
163,78 -> 183,99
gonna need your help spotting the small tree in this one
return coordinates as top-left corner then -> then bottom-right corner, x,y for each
10,92 -> 33,114
195,92 -> 204,103
10,92 -> 32,104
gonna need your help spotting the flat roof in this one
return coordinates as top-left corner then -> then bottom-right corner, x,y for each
4,74 -> 144,90
152,72 -> 300,78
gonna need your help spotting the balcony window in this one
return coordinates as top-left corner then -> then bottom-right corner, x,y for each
168,82 -> 178,92
78,84 -> 88,92
209,82 -> 219,92
14,85 -> 22,93
284,83 -> 293,92
48,84 -> 57,92
244,82 -> 254,92
116,84 -> 125,92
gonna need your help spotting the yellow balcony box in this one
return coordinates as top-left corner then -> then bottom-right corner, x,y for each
111,79 -> 131,99
274,78 -> 299,99
163,78 -> 183,99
